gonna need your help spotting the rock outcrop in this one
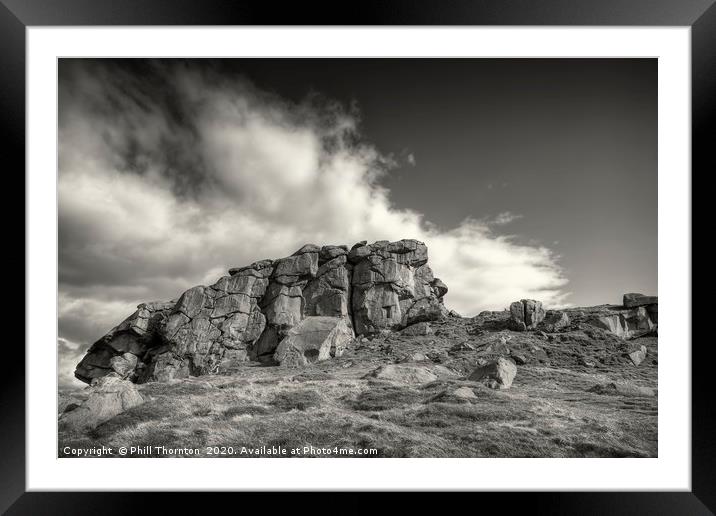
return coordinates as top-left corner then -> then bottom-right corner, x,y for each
509,299 -> 546,331
75,239 -> 448,384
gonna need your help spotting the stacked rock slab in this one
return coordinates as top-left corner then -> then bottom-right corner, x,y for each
349,239 -> 448,334
75,239 -> 448,384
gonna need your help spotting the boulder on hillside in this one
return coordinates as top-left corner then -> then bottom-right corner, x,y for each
509,299 -> 546,331
627,345 -> 648,366
59,375 -> 144,431
623,293 -> 658,308
273,316 -> 353,367
467,357 -> 517,389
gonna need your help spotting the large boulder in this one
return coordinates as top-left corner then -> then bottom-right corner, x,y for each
627,345 -> 648,366
509,299 -> 546,331
273,316 -> 353,367
467,357 -> 517,389
74,239 -> 448,383
59,376 -> 144,431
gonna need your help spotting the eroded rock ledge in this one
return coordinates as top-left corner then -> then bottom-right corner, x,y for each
75,239 -> 448,384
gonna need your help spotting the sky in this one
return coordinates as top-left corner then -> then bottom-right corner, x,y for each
58,58 -> 657,384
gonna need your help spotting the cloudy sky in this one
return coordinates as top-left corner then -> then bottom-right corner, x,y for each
58,58 -> 656,384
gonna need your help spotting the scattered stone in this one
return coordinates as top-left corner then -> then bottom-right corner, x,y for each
623,293 -> 658,308
427,349 -> 450,363
450,342 -> 476,352
580,357 -> 596,368
627,345 -> 648,366
365,364 -> 439,384
447,309 -> 462,318
398,352 -> 429,363
59,376 -> 144,431
511,353 -> 527,365
467,357 -> 517,389
452,386 -> 477,399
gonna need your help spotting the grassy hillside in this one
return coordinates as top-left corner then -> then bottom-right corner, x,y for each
59,312 -> 657,458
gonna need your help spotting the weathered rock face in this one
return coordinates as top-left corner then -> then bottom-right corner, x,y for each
349,239 -> 447,334
509,299 -> 546,331
75,239 -> 448,384
75,300 -> 175,383
589,307 -> 655,339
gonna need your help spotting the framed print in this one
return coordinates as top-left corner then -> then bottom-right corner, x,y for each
4,0 -> 712,512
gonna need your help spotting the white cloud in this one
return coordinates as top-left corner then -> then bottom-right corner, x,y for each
58,63 -> 569,371
491,211 -> 523,226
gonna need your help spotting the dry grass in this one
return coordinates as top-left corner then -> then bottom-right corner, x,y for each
59,317 -> 657,458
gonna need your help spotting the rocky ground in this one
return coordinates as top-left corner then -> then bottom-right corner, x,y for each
58,308 -> 657,458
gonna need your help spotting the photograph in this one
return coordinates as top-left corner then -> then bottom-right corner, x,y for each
57,57 -> 658,459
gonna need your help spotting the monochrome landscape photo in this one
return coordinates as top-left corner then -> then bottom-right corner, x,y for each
58,58 -> 657,458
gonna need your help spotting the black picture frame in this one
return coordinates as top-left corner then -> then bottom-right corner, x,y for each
3,0 -> 710,513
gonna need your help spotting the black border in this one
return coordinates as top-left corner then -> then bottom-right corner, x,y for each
4,1 -> 711,513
